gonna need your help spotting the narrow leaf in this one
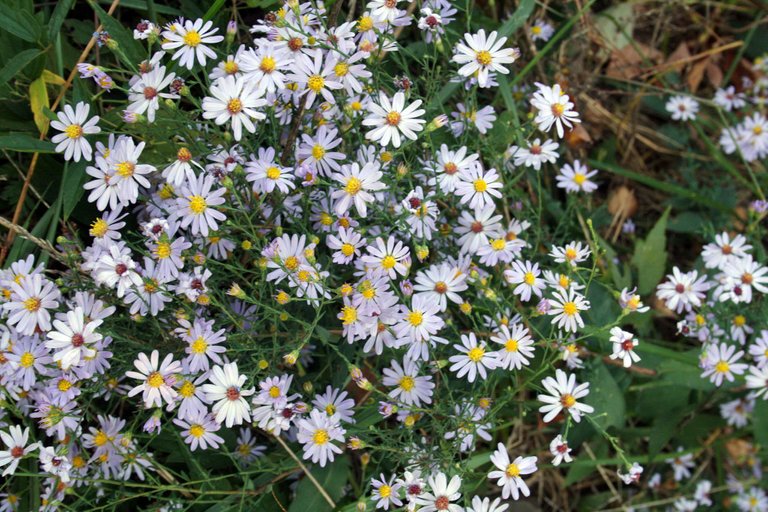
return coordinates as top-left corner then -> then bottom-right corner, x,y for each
0,49 -> 43,86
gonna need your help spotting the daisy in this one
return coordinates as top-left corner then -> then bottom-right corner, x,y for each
549,241 -> 591,267
183,321 -> 227,373
656,267 -> 711,313
491,323 -> 535,370
504,260 -> 546,302
161,18 -> 224,70
0,426 -> 38,476
247,159 -> 295,194
507,138 -> 559,171
363,91 -> 425,148
452,30 -> 520,88
45,307 -> 102,369
312,386 -> 356,424
239,42 -> 293,94
38,447 -> 71,483
530,82 -> 581,137
666,448 -> 695,481
531,20 -> 555,42
371,473 -> 403,510
201,362 -> 255,427
449,333 -> 497,382
451,103 -> 496,135
234,429 -> 266,465
702,342 -> 747,386
327,227 -> 365,264
416,473 -> 462,512
722,255 -> 768,304
331,162 -> 386,218
174,174 -> 227,237
428,144 -> 479,193
701,232 -> 751,270
455,205 -> 504,254
609,327 -> 641,368
361,236 -> 410,279
381,358 -> 434,406
126,66 -> 178,122
748,331 -> 768,368
50,102 -> 101,162
395,295 -> 445,344
556,160 -> 598,193
488,443 -> 537,500
618,462 -> 644,485
202,75 -> 267,141
619,287 -> 650,313
714,86 -> 747,111
3,274 -> 60,335
297,125 -> 346,176
665,95 -> 699,121
455,166 -> 503,210
88,209 -> 126,242
412,263 -> 468,312
126,350 -> 182,408
174,413 -> 224,451
549,435 -> 572,466
108,136 -> 155,207
548,288 -> 590,333
746,364 -> 768,399
538,369 -> 595,423
288,50 -> 343,109
296,409 -> 345,467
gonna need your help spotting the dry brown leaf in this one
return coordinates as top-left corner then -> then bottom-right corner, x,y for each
665,41 -> 691,73
565,124 -> 593,148
606,42 -> 663,80
607,186 -> 638,217
687,58 -> 708,92
706,61 -> 723,88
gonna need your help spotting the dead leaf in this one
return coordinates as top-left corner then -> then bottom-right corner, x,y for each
665,42 -> 691,74
606,42 -> 663,80
565,124 -> 592,148
29,77 -> 50,135
687,58 -> 707,92
706,61 -> 723,88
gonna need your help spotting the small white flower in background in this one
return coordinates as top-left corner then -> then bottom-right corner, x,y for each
51,102 -> 101,162
39,446 -> 71,483
466,496 -> 509,512
415,472 -> 462,512
126,350 -> 182,408
370,473 -> 403,510
45,306 -> 102,369
556,160 -> 598,193
0,426 -> 38,477
174,174 -> 227,237
162,18 -> 224,70
202,75 -> 267,141
701,232 -> 752,270
297,409 -> 345,467
368,0 -> 402,22
530,82 -> 581,137
549,241 -> 591,267
507,138 -> 559,171
549,435 -> 572,466
666,448 -> 695,481
714,85 -> 746,111
331,161 -> 386,218
548,288 -> 590,333
201,362 -> 255,427
609,327 -> 641,368
695,479 -> 713,506
530,19 -> 555,42
665,95 -> 699,121
701,342 -> 747,386
617,462 -> 643,485
656,267 -> 711,313
619,287 -> 650,313
363,91 -> 425,148
448,332 -> 498,383
452,30 -> 519,88
488,443 -> 537,500
538,368 -> 595,423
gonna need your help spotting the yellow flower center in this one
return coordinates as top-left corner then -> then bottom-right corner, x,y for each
312,144 -> 326,160
563,301 -> 578,316
358,16 -> 374,31
320,212 -> 334,226
565,248 -> 577,260
573,173 -> 586,185
476,50 -> 493,66
20,352 -> 35,368
715,361 -> 730,374
191,337 -> 208,354
159,183 -> 175,199
23,297 -> 41,312
65,124 -> 83,139
89,218 -> 109,238
312,429 -> 329,445
179,380 -> 196,398
734,315 -> 746,327
266,166 -> 281,180
188,195 -> 207,214
379,485 -> 392,498
532,25 -> 542,35
325,404 -> 336,415
560,393 -> 576,408
155,242 -> 171,259
341,305 -> 358,325
57,379 -> 72,392
147,372 -> 165,388
224,60 -> 239,74
381,255 -> 396,269
260,56 -> 276,73
559,276 -> 570,288
334,62 -> 349,76
189,424 -> 205,438
345,176 -> 362,195
491,239 -> 506,251
474,179 -> 487,192
524,272 -> 536,285
399,376 -> 415,391
408,311 -> 423,326
94,431 -> 109,447
116,161 -> 135,177
284,255 -> 299,271
754,126 -> 763,135
505,339 -> 518,352
385,111 -> 401,126
183,30 -> 202,47
350,100 -> 362,111
341,243 -> 355,256
307,75 -> 325,92
468,346 -> 485,362
505,463 -> 520,477
551,103 -> 565,117
227,98 -> 243,114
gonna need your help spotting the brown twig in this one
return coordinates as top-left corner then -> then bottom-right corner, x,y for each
0,216 -> 69,265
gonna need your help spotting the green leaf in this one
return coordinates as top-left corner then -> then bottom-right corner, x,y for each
0,11 -> 40,42
203,0 -> 228,21
0,49 -> 43,86
630,207 -> 670,295
585,361 -> 625,430
88,0 -> 145,67
29,76 -> 50,134
0,134 -> 54,152
289,456 -> 349,512
753,399 -> 768,449
47,0 -> 75,41
62,160 -> 87,220
498,0 -> 535,38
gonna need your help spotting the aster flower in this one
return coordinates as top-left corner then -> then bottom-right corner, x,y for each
361,236 -> 411,279
507,138 -> 559,171
665,95 -> 699,121
449,332 -> 498,382
549,241 -> 591,267
491,323 -> 535,370
50,102 -> 101,162
126,66 -> 178,122
608,327 -> 641,368
45,307 -> 103,369
538,369 -> 595,423
412,262 -> 468,312
701,342 -> 747,386
174,174 -> 227,237
363,91 -> 425,148
371,473 -> 403,510
530,82 -> 581,137
381,358 -> 434,406
126,350 -> 182,408
656,267 -> 711,313
201,362 -> 255,428
174,413 -> 224,451
287,50 -> 343,109
488,443 -> 537,500
296,409 -> 345,467
0,426 -> 38,477
162,18 -> 224,70
331,161 -> 386,218
548,288 -> 590,333
556,160 -> 598,193
455,166 -> 503,210
452,30 -> 520,88
415,473 -> 462,512
549,435 -> 572,466
202,75 -> 267,141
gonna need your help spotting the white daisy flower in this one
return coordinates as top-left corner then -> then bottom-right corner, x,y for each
50,102 -> 101,162
466,496 -> 509,512
331,161 -> 386,218
395,294 -> 445,344
161,18 -> 224,70
239,41 -> 293,94
537,368 -> 595,423
556,160 -> 598,193
201,362 -> 255,428
491,323 -> 535,370
3,274 -> 60,335
701,342 -> 747,386
0,426 -> 38,477
746,364 -> 768,399
714,86 -> 746,111
326,227 -> 365,265
412,262 -> 468,312
448,332 -> 498,382
665,95 -> 699,121
609,327 -> 641,368
701,232 -> 751,270
452,29 -> 520,88
454,205 -> 504,254
370,473 -> 404,510
656,267 -> 711,313
530,82 -> 581,137
363,91 -> 426,148
297,409 -> 345,467
288,50 -> 344,109
174,174 -> 227,237
381,358 -> 434,407
427,144 -> 480,193
549,435 -> 572,466
361,236 -> 411,279
549,241 -> 591,267
126,65 -> 178,122
455,166 -> 503,210
45,307 -> 103,369
666,448 -> 695,481
548,288 -> 590,333
415,473 -> 462,512
174,413 -> 224,451
202,75 -> 267,141
507,138 -> 559,171
504,260 -> 546,302
126,350 -> 182,408
488,443 -> 537,500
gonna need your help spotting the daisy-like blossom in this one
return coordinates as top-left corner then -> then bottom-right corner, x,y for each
331,162 -> 385,218
363,91 -> 425,148
38,446 -> 71,483
530,82 -> 581,137
288,51 -> 343,109
491,323 -> 535,370
618,462 -> 644,485
326,227 -> 365,264
412,262 -> 468,312
455,204 -> 504,254
619,287 -> 650,313
656,267 -> 711,313
0,426 -> 38,477
161,18 -> 224,70
665,95 -> 699,121
428,144 -> 480,193
415,473 -> 463,512
666,448 -> 695,481
701,232 -> 751,270
701,342 -> 747,386
548,288 -> 590,333
312,386 -> 356,424
201,362 -> 255,428
50,102 -> 101,162
531,19 -> 555,42
608,326 -> 641,368
549,241 -> 591,267
126,66 -> 178,123
395,294 -> 445,343
370,473 -> 403,510
556,160 -> 598,193
746,364 -> 768,399
296,409 -> 345,467
297,125 -> 346,176
452,29 -> 520,87
488,443 -> 537,500
126,350 -> 182,408
507,138 -> 559,171
3,274 -> 61,335
455,166 -> 503,210
714,85 -> 747,111
749,331 -> 768,368
202,75 -> 267,141
174,174 -> 227,237
361,236 -> 411,279
381,358 -> 434,407
239,42 -> 292,94
549,435 -> 572,466
537,368 -> 595,423
504,260 -> 546,302
45,307 -> 102,369
721,255 -> 768,304
466,496 -> 509,512
174,413 -> 224,451
448,333 -> 498,382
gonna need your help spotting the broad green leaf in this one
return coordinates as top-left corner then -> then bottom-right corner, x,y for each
585,361 -> 625,430
630,207 -> 670,295
47,0 -> 75,41
0,11 -> 40,42
753,399 -> 768,449
29,76 -> 50,134
289,456 -> 349,512
204,0 -> 228,21
0,49 -> 43,86
0,134 -> 54,152
498,0 -> 535,38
